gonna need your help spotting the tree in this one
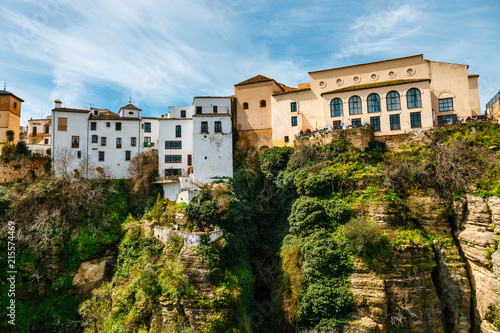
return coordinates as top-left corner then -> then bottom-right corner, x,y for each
128,151 -> 158,195
6,130 -> 14,143
16,141 -> 29,156
53,146 -> 76,177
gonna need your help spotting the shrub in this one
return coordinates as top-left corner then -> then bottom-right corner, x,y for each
288,197 -> 330,236
322,200 -> 353,225
344,217 -> 388,258
259,146 -> 294,179
294,169 -> 339,197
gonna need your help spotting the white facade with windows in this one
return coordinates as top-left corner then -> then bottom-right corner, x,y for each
157,97 -> 233,201
51,97 -> 233,202
27,116 -> 52,155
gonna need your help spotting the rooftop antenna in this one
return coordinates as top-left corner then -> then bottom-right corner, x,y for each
129,94 -> 132,104
3,82 -> 6,90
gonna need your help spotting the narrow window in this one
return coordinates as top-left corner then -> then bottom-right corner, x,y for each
386,91 -> 401,111
260,100 -> 266,107
291,116 -> 298,126
390,114 -> 401,130
101,137 -> 107,146
213,106 -> 218,113
243,102 -> 249,110
32,127 -> 37,135
215,121 -> 222,133
352,119 -> 362,128
284,136 -> 289,143
71,136 -> 79,148
367,93 -> 381,113
349,96 -> 362,115
181,110 -> 186,118
410,112 -> 422,128
77,151 -> 82,159
13,102 -> 17,109
187,154 -> 192,166
201,122 -> 208,133
44,126 -> 49,134
291,102 -> 297,112
131,137 -> 136,146
116,122 -> 122,131
90,122 -> 97,130
58,117 -> 67,131
44,139 -> 49,144
439,98 -> 454,112
330,98 -> 343,117
407,88 -> 422,108
116,137 -> 122,148
175,125 -> 182,137
370,116 -> 381,131
144,122 -> 151,133
196,106 -> 202,114
125,151 -> 131,161
144,137 -> 151,147
98,151 -> 105,161
92,135 -> 98,143
106,122 -> 110,127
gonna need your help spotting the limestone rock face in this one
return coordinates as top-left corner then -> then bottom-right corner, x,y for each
453,195 -> 500,332
72,256 -> 116,294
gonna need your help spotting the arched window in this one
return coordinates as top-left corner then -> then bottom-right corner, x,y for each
260,100 -> 266,107
243,102 -> 249,110
175,125 -> 181,138
407,88 -> 422,108
330,98 -> 343,117
367,93 -> 381,113
349,96 -> 362,115
386,91 -> 401,111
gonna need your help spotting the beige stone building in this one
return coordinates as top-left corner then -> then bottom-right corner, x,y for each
27,116 -> 52,155
486,91 -> 500,122
0,88 -> 24,144
234,55 -> 481,150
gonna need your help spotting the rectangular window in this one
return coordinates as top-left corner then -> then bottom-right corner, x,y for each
144,137 -> 151,147
410,112 -> 422,128
32,127 -> 37,135
187,154 -> 192,166
71,136 -> 79,148
131,137 -> 136,146
44,126 -> 49,134
165,141 -> 182,149
165,155 -> 182,163
291,102 -> 297,112
333,120 -> 342,130
201,121 -> 209,133
58,117 -> 67,131
44,138 -> 49,144
352,119 -> 362,129
390,114 -> 401,130
32,139 -> 36,144
115,122 -> 121,131
196,106 -> 202,114
215,121 -> 222,133
439,98 -> 454,112
125,151 -> 131,161
284,136 -> 289,143
438,114 -> 458,125
92,135 -> 98,143
98,151 -> 105,161
77,151 -> 82,159
106,122 -> 110,127
181,110 -> 186,118
101,137 -> 107,146
116,137 -> 122,148
13,102 -> 17,109
370,116 -> 381,132
90,122 -> 97,130
165,169 -> 182,177
213,106 -> 218,113
144,122 -> 151,133
291,116 -> 298,126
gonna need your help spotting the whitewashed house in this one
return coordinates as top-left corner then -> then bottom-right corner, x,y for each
51,97 -> 234,202
157,97 -> 233,201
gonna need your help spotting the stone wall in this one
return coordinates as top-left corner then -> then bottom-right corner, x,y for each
296,128 -> 374,150
0,156 -> 48,183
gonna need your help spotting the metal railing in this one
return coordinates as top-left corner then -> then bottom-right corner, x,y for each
486,91 -> 500,111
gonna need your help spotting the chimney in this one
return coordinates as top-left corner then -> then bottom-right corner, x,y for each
54,99 -> 62,108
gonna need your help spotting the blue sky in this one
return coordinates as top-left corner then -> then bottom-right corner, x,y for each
1,0 -> 500,125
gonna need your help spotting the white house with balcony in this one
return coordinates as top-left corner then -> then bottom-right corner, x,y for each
157,97 -> 233,201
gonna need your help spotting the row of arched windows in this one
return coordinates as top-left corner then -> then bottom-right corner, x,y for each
242,100 -> 266,110
330,88 -> 422,116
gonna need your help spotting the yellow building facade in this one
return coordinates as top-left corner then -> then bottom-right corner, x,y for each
0,89 -> 24,144
234,55 -> 481,150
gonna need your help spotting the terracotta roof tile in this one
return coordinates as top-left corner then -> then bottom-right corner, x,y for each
235,75 -> 274,86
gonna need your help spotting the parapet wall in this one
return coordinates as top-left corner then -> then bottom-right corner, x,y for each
153,227 -> 223,247
296,128 -> 374,150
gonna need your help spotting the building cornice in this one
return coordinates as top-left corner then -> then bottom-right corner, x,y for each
320,79 -> 431,96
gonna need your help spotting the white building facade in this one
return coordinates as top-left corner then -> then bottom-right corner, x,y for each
27,116 -> 52,155
51,97 -> 234,202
